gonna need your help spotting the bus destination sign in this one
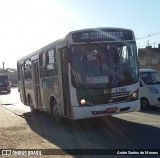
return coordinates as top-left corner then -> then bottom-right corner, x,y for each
72,29 -> 133,42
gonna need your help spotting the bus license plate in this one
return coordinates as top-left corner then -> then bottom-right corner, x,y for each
106,107 -> 118,113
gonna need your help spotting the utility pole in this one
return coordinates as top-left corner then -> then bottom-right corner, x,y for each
2,61 -> 5,73
146,40 -> 150,47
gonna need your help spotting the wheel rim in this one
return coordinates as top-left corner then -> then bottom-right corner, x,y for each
51,102 -> 61,120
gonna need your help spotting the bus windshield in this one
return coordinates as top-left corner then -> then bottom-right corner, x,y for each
70,42 -> 138,88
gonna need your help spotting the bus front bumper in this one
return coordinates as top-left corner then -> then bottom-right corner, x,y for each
72,99 -> 140,120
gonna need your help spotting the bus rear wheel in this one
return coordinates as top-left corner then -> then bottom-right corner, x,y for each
50,99 -> 62,122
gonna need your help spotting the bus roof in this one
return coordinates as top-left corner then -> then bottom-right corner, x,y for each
17,38 -> 65,63
68,27 -> 134,34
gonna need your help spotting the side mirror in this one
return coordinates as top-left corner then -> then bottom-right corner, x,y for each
18,88 -> 20,92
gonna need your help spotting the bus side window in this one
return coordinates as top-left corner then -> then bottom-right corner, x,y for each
46,49 -> 58,77
24,59 -> 32,80
39,53 -> 47,78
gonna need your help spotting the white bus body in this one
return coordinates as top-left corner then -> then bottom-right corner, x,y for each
17,27 -> 140,120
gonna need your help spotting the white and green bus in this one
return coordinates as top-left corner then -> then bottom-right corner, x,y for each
17,27 -> 140,120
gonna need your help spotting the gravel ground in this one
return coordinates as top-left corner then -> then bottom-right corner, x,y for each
0,107 -> 130,158
0,106 -> 73,158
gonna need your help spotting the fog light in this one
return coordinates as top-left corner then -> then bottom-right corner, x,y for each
81,99 -> 86,105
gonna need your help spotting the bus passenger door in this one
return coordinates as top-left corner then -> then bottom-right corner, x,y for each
32,60 -> 42,109
60,48 -> 72,117
18,64 -> 27,104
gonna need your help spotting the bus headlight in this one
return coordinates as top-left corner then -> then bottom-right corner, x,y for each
130,89 -> 139,100
80,99 -> 86,105
132,92 -> 138,98
80,99 -> 91,105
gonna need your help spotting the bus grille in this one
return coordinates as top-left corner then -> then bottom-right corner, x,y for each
91,92 -> 130,105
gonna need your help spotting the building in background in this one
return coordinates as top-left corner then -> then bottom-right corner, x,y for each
138,44 -> 160,72
0,68 -> 3,74
5,68 -> 18,86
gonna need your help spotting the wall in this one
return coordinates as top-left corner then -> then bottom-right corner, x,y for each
138,46 -> 160,72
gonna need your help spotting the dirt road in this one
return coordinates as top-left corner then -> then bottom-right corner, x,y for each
0,106 -> 73,158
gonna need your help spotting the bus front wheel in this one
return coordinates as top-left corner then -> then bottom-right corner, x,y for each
50,99 -> 62,122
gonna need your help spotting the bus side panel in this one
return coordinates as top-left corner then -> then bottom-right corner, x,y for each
17,63 -> 27,104
40,77 -> 59,112
24,79 -> 34,105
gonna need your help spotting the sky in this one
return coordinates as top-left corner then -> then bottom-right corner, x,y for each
0,0 -> 160,68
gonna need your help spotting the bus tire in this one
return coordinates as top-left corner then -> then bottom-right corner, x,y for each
28,96 -> 39,114
141,98 -> 149,109
50,99 -> 62,122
